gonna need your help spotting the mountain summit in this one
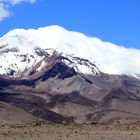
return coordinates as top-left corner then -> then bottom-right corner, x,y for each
0,25 -> 140,78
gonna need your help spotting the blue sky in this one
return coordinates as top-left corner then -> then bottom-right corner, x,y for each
0,0 -> 140,49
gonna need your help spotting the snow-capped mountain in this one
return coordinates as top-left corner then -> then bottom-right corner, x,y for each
0,25 -> 140,124
0,25 -> 140,78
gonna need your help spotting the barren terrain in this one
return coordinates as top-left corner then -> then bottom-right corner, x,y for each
1,122 -> 140,140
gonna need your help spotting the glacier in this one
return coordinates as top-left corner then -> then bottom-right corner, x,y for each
0,25 -> 140,78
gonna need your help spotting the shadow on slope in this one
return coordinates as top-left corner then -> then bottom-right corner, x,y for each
0,92 -> 73,124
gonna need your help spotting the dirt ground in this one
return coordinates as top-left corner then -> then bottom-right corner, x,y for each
0,122 -> 140,140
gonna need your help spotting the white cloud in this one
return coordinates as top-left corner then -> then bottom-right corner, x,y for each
0,0 -> 37,21
6,0 -> 36,5
0,3 -> 10,21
